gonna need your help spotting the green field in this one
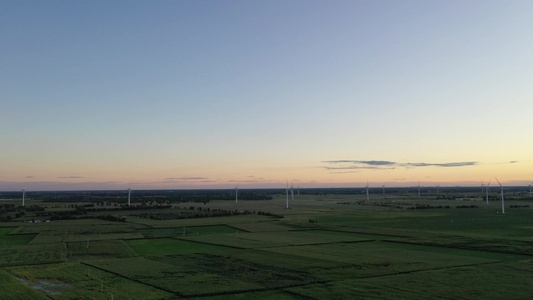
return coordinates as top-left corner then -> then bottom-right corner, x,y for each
126,238 -> 236,256
6,263 -> 175,299
0,228 -> 35,246
0,192 -> 531,298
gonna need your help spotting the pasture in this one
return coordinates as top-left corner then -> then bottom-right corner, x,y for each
0,189 -> 531,299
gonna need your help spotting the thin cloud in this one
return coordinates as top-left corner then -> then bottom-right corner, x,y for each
325,166 -> 385,170
228,179 -> 278,183
403,162 -> 477,167
165,177 -> 207,180
323,159 -> 478,171
322,160 -> 396,165
58,176 -> 84,179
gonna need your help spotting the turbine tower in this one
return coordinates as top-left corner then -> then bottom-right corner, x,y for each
235,185 -> 238,203
417,182 -> 421,198
365,181 -> 369,202
485,179 -> 491,204
290,182 -> 294,203
382,184 -> 385,194
127,188 -> 131,207
436,184 -> 440,194
529,183 -> 532,197
285,180 -> 289,209
22,189 -> 26,207
495,178 -> 505,214
297,186 -> 300,196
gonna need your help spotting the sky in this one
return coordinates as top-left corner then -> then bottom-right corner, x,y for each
2,0 -> 533,191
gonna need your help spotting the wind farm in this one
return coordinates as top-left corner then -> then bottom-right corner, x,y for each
0,185 -> 532,299
2,0 -> 533,299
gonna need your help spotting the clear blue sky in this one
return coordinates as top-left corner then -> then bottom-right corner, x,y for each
2,1 -> 532,191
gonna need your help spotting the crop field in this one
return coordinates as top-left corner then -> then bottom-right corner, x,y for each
0,227 -> 35,246
6,263 -> 175,300
138,225 -> 244,239
126,238 -> 236,256
181,230 -> 373,249
0,190 -> 531,299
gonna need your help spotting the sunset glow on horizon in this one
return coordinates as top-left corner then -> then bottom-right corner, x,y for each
2,1 -> 533,191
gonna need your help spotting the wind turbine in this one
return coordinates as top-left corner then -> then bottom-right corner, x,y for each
285,180 -> 289,209
297,186 -> 300,196
485,179 -> 491,204
382,184 -> 385,194
235,185 -> 238,203
417,182 -> 421,198
365,181 -> 369,202
528,183 -> 532,197
127,188 -> 131,206
480,181 -> 484,195
495,178 -> 505,214
436,184 -> 440,194
22,189 -> 26,207
291,182 -> 294,203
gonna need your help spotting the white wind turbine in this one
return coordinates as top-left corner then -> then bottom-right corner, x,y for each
495,178 -> 505,214
382,184 -> 385,194
235,185 -> 238,203
22,189 -> 26,207
417,181 -> 421,198
365,181 -> 370,202
285,180 -> 289,209
436,184 -> 440,194
291,182 -> 294,203
127,188 -> 131,206
485,179 -> 491,204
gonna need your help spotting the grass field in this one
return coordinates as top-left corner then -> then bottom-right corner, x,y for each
0,192 -> 531,298
0,269 -> 49,300
87,257 -> 264,296
180,230 -> 372,249
139,224 -> 244,238
126,238 -> 236,256
6,263 -> 175,299
0,228 -> 35,246
286,261 -> 533,299
0,243 -> 66,267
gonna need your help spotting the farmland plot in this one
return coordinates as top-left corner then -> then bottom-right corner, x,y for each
6,263 -> 174,300
126,238 -> 235,256
139,225 -> 243,238
180,230 -> 371,249
0,227 -> 35,246
87,257 -> 263,297
286,261 -> 533,300
263,241 -> 500,280
126,214 -> 271,228
0,269 -> 49,300
0,243 -> 66,267
229,222 -> 294,232
67,240 -> 138,260
151,253 -> 318,289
